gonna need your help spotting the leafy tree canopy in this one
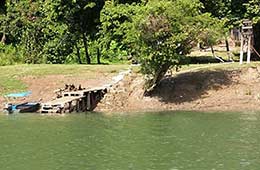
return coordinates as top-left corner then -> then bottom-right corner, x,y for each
132,0 -> 222,92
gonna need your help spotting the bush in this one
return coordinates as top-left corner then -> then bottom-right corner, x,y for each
0,43 -> 22,66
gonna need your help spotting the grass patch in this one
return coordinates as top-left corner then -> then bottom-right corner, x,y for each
0,77 -> 27,94
173,62 -> 260,74
0,64 -> 129,76
0,64 -> 129,95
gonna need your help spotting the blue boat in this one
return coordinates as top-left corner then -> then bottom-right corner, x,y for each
4,102 -> 41,114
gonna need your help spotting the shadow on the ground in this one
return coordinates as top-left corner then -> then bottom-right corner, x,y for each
148,69 -> 238,104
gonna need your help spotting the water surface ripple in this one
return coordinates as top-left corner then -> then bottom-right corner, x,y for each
0,111 -> 259,170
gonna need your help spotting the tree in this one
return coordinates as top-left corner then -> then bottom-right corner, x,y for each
200,0 -> 231,19
40,0 -> 75,64
0,0 -> 6,43
244,0 -> 260,55
198,14 -> 226,62
98,1 -> 141,61
1,0 -> 105,64
57,0 -> 105,64
133,0 -> 213,92
200,0 -> 234,60
0,0 -> 46,63
200,0 -> 246,21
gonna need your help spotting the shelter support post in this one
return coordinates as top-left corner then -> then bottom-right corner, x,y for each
240,35 -> 244,65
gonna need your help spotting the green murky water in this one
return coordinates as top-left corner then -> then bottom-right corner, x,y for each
0,111 -> 260,170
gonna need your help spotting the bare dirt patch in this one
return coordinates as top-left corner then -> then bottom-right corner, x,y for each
0,73 -> 114,110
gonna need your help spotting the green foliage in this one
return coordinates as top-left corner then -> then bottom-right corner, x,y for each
245,0 -> 260,22
1,1 -> 45,63
20,23 -> 45,64
0,0 -> 105,65
200,0 -> 231,19
39,0 -> 74,64
133,0 -> 212,91
98,1 -> 140,61
197,14 -> 226,47
0,43 -> 22,66
55,0 -> 105,64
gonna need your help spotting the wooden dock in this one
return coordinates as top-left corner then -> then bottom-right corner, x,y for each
40,87 -> 107,114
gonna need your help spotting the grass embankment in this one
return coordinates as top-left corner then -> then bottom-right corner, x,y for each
175,62 -> 260,74
0,64 -> 129,95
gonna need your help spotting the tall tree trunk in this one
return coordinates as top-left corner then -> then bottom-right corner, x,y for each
145,63 -> 171,94
75,43 -> 82,64
225,38 -> 230,52
96,47 -> 101,64
82,33 -> 91,64
225,37 -> 232,61
210,45 -> 215,58
211,45 -> 224,63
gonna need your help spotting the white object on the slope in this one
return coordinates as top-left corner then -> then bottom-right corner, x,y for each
111,69 -> 131,84
101,68 -> 131,90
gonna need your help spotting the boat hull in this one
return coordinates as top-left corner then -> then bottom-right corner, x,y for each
4,103 -> 41,114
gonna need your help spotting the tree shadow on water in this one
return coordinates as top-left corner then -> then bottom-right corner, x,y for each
148,70 -> 236,104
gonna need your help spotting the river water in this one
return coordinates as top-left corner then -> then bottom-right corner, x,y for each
0,111 -> 260,170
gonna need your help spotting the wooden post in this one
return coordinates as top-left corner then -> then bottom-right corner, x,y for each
87,92 -> 91,111
240,34 -> 244,64
82,98 -> 86,111
76,100 -> 80,112
90,93 -> 94,110
241,19 -> 253,64
247,36 -> 251,64
68,101 -> 72,113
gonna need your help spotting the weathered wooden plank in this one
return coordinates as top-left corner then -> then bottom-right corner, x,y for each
41,85 -> 108,114
44,96 -> 82,105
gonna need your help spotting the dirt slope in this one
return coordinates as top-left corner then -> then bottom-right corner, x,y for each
97,66 -> 260,113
